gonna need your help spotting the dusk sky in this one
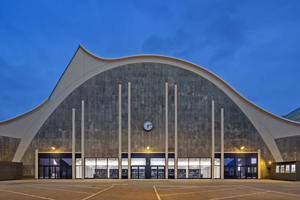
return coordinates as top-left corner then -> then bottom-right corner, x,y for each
1,0 -> 300,122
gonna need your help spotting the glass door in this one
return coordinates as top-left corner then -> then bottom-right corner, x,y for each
139,167 -> 145,179
158,167 -> 165,179
151,167 -> 158,179
132,167 -> 139,179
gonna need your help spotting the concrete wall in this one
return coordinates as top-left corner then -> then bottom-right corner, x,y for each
21,63 -> 274,178
275,136 -> 300,161
0,161 -> 23,180
0,136 -> 21,162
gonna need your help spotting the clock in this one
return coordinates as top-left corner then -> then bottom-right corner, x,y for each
143,121 -> 153,131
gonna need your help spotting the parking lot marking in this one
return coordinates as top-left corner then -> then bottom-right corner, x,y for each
31,186 -> 94,194
158,186 -> 241,197
0,188 -> 54,200
153,186 -> 161,200
209,191 -> 269,200
82,185 -> 114,200
246,186 -> 300,198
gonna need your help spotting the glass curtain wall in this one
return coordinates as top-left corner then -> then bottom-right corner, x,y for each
76,158 -> 82,179
85,158 -> 118,179
39,158 -> 72,179
214,158 -> 221,178
178,158 -> 211,179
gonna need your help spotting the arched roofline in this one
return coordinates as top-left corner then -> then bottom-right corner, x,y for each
1,43 -> 299,162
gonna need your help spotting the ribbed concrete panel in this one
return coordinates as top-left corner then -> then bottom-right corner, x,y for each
275,136 -> 300,161
0,136 -> 21,162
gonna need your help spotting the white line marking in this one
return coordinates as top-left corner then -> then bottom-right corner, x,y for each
153,186 -> 161,200
209,191 -> 269,200
0,189 -> 54,200
159,187 -> 241,197
82,185 -> 114,200
31,186 -> 93,194
246,185 -> 300,198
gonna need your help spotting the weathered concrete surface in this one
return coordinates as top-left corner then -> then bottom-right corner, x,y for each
21,63 -> 274,178
275,136 -> 300,161
0,136 -> 20,162
0,161 -> 22,180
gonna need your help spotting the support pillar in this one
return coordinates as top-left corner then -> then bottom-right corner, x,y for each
165,82 -> 168,179
221,108 -> 224,179
211,101 -> 215,179
35,149 -> 38,179
81,101 -> 85,179
72,108 -> 75,179
174,84 -> 178,179
128,82 -> 131,179
258,149 -> 261,179
119,84 -> 122,179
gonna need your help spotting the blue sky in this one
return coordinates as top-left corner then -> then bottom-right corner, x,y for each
1,0 -> 300,121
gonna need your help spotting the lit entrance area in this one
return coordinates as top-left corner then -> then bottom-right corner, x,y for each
215,153 -> 258,179
122,153 -> 174,179
38,153 -> 81,179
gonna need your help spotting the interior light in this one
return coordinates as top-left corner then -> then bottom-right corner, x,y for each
240,146 -> 245,150
52,147 -> 56,150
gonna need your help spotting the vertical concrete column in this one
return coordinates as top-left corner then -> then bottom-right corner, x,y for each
81,101 -> 85,179
174,84 -> 178,179
119,84 -> 122,179
211,100 -> 215,179
258,149 -> 261,179
165,82 -> 168,179
221,108 -> 224,179
72,108 -> 75,179
35,149 -> 38,179
128,82 -> 131,179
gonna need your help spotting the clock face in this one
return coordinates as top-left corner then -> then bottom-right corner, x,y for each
143,121 -> 153,131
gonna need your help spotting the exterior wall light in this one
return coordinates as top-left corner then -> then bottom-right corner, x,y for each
52,147 -> 56,150
146,146 -> 150,150
268,161 -> 272,165
240,146 -> 245,150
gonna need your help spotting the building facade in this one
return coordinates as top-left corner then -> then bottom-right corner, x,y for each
1,44 -> 300,179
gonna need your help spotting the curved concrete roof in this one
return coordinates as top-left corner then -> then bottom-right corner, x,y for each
1,44 -> 300,162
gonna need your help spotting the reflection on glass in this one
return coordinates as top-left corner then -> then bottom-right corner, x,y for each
214,158 -> 220,166
131,158 -> 146,166
150,158 -> 165,166
291,164 -> 296,173
286,165 -> 290,173
276,165 -> 280,173
281,165 -> 285,173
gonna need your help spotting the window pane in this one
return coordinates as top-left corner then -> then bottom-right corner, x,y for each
39,158 -> 49,165
151,158 -> 165,166
50,158 -> 60,165
76,158 -> 82,165
108,158 -> 118,166
122,158 -> 128,166
200,158 -> 211,166
189,158 -> 200,167
61,158 -> 72,166
168,158 -> 174,166
251,158 -> 257,164
214,158 -> 220,166
291,164 -> 296,173
76,166 -> 82,179
97,158 -> 107,166
214,166 -> 220,178
85,158 -> 96,166
178,158 -> 188,166
281,165 -> 285,173
131,158 -> 146,166
286,165 -> 290,173
276,165 -> 280,173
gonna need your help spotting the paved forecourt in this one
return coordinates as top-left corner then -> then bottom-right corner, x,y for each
0,179 -> 299,200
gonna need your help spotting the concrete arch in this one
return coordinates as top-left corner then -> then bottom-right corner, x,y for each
1,44 -> 299,162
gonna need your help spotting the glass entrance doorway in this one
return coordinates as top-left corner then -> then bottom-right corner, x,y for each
151,166 -> 165,179
131,166 -> 145,179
